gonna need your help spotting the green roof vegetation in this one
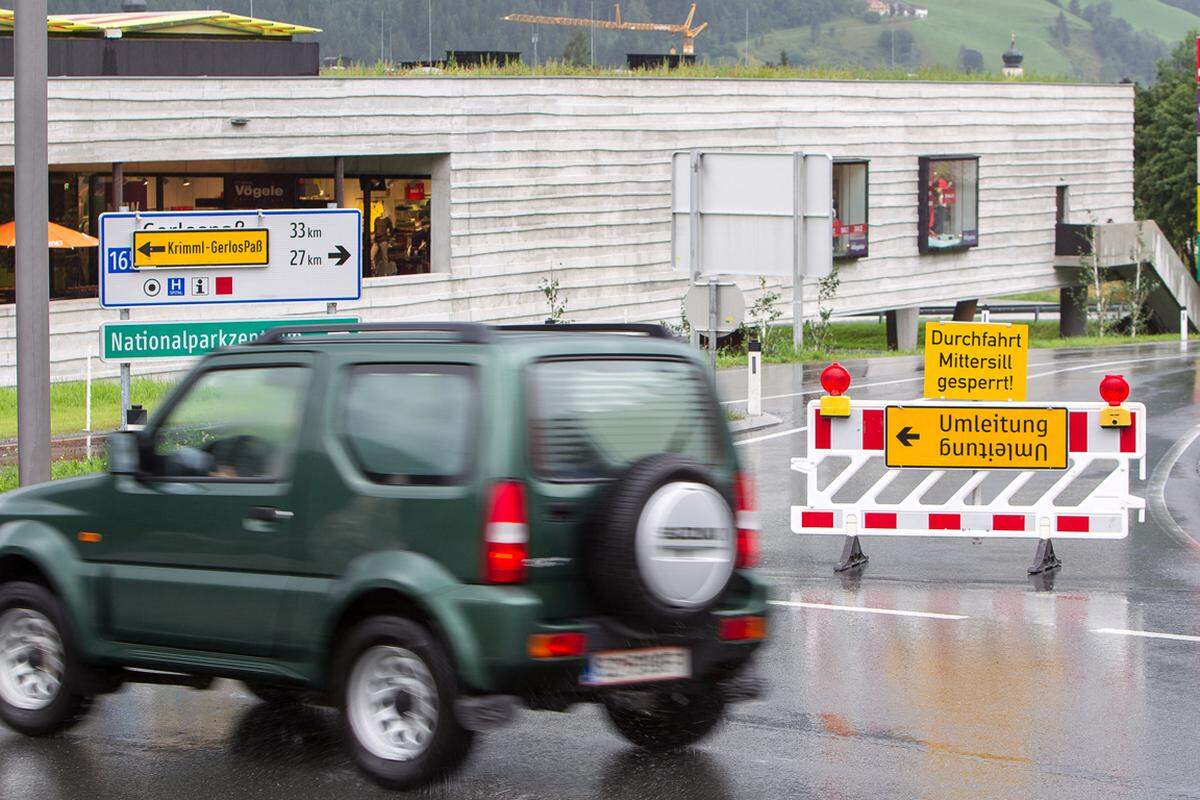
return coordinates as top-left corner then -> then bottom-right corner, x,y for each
321,59 -> 1077,83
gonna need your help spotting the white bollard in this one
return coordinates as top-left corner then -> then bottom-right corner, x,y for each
748,339 -> 762,417
85,350 -> 92,460
1181,308 -> 1188,348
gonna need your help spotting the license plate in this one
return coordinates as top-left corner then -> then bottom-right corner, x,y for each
580,646 -> 691,687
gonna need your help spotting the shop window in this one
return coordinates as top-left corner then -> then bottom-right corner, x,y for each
355,176 -> 432,278
833,160 -> 869,259
160,176 -> 224,210
918,156 -> 979,253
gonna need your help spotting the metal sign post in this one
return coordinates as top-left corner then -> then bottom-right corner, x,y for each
793,153 -> 805,351
15,0 -> 50,485
671,151 -> 831,355
707,278 -> 718,367
689,150 -> 701,350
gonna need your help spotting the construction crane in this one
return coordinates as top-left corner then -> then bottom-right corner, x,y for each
503,3 -> 708,56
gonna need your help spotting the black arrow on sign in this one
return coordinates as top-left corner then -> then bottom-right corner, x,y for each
896,426 -> 920,447
137,242 -> 166,258
327,245 -> 351,266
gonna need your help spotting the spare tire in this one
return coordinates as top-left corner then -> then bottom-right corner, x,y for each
587,454 -> 736,631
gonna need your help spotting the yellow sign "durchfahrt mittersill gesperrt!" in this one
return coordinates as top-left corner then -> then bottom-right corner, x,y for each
885,405 -> 1068,470
923,320 -> 1028,402
132,228 -> 269,269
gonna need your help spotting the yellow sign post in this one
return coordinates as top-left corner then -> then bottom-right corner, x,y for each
885,405 -> 1068,470
132,228 -> 269,268
923,320 -> 1029,401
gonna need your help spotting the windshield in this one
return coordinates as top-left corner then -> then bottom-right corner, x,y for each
529,358 -> 723,481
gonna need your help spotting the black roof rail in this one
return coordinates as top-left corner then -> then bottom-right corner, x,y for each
496,323 -> 674,339
253,322 -> 492,345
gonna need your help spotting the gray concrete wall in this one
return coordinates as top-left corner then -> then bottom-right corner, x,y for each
0,76 -> 1135,385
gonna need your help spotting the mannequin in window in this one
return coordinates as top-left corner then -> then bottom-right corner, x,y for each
373,213 -> 395,276
929,169 -> 957,243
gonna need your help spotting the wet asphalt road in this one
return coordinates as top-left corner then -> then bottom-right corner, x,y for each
4,341 -> 1200,799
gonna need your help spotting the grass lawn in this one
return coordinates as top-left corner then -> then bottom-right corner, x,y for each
1002,290 -> 1059,303
0,377 -> 176,440
717,320 -> 1195,368
0,456 -> 107,494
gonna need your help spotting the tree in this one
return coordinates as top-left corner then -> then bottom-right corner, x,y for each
1069,0 -> 1081,14
957,46 -> 984,73
779,49 -> 790,66
1052,11 -> 1071,45
561,30 -> 589,67
1134,33 -> 1199,270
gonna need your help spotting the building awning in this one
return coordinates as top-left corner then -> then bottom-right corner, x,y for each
0,9 -> 320,38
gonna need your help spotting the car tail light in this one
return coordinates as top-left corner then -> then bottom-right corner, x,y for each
734,471 -> 760,569
485,481 -> 528,584
718,616 -> 767,642
527,632 -> 587,659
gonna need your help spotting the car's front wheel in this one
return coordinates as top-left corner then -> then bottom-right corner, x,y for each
334,616 -> 474,790
603,684 -> 725,751
0,581 -> 93,736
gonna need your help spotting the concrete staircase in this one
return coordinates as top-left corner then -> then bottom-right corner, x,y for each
1064,221 -> 1198,333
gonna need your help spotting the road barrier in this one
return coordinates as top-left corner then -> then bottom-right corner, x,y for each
791,321 -> 1146,576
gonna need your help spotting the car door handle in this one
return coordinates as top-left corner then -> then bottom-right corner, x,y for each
245,506 -> 294,524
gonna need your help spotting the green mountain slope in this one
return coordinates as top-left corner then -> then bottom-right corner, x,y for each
747,0 -> 1199,81
1101,0 -> 1200,38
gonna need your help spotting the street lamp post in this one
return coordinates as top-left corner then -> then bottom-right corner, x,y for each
15,0 -> 50,486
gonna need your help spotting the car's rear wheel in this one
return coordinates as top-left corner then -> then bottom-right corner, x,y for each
241,681 -> 305,706
603,685 -> 725,751
0,582 -> 93,737
334,616 -> 473,790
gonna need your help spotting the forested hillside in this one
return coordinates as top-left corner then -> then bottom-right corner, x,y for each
44,0 -> 1200,83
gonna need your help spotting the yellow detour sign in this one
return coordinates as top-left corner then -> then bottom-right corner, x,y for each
885,405 -> 1068,470
133,228 -> 269,268
923,321 -> 1028,401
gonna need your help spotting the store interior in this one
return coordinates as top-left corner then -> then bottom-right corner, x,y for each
0,157 -> 438,302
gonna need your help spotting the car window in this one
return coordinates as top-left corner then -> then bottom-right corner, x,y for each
529,358 -> 722,481
151,366 -> 310,481
341,365 -> 476,485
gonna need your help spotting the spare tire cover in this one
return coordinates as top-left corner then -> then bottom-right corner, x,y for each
587,455 -> 736,629
636,482 -> 735,608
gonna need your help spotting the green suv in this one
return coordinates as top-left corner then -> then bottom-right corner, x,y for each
0,322 -> 767,789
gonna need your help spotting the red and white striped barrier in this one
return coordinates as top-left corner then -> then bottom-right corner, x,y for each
792,399 -> 1146,541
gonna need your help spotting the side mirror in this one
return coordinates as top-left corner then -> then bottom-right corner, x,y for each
106,432 -> 141,476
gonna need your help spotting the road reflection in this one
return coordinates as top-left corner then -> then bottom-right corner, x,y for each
774,583 -> 1143,797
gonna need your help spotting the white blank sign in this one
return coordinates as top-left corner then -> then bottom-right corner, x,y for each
671,152 -> 833,279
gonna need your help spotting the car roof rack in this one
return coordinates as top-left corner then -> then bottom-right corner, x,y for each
496,323 -> 674,339
253,322 -> 492,345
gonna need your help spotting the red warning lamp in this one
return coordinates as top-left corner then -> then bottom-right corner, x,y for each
1098,374 -> 1131,428
820,362 -> 852,417
821,363 -> 851,396
1099,374 -> 1129,406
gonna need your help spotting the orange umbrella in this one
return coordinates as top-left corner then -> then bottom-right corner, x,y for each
0,220 -> 99,248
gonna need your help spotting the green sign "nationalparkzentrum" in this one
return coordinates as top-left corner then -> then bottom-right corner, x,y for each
100,318 -> 358,361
